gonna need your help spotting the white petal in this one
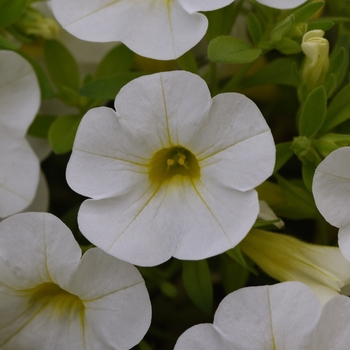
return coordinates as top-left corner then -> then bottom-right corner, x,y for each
313,147 -> 350,227
78,174 -> 258,266
178,0 -> 235,13
52,0 -> 207,60
191,93 -> 275,191
309,296 -> 350,350
67,107 -> 150,199
214,282 -> 320,349
0,51 -> 40,137
256,0 -> 307,9
0,213 -> 81,290
338,223 -> 350,262
115,71 -> 211,152
26,135 -> 51,162
174,324 -> 231,350
68,248 -> 151,349
173,178 -> 259,260
24,171 -> 50,213
0,131 -> 40,218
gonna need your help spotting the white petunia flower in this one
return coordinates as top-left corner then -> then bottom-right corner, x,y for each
0,212 -> 151,350
174,281 -> 350,350
51,0 -> 235,60
66,71 -> 275,266
0,51 -> 40,218
313,146 -> 350,262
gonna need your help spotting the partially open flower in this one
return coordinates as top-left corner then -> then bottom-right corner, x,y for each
66,71 -> 275,266
0,51 -> 40,218
0,212 -> 151,349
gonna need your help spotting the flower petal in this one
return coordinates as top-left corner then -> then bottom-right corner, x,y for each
214,282 -> 320,349
174,324 -> 231,350
0,51 -> 40,137
0,132 -> 40,218
256,0 -> 307,9
67,107 -> 150,200
178,0 -> 234,13
115,71 -> 211,151
52,0 -> 208,60
0,213 -> 81,290
68,248 -> 151,349
313,147 -> 350,227
191,93 -> 275,191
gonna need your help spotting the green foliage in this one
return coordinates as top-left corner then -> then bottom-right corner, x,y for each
247,13 -> 263,45
95,44 -> 134,79
226,246 -> 258,275
48,114 -> 82,154
299,86 -> 327,137
274,175 -> 318,220
0,0 -> 28,27
28,115 -> 57,138
80,73 -> 145,99
319,84 -> 350,133
274,142 -> 294,173
177,50 -> 198,74
182,260 -> 213,314
44,39 -> 80,90
208,36 -> 262,64
302,160 -> 317,192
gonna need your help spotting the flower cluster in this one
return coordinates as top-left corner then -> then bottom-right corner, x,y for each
3,0 -> 350,349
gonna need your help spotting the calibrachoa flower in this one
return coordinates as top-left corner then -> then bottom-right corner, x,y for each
0,212 -> 151,350
66,71 -> 275,266
174,281 -> 350,350
313,146 -> 350,262
51,0 -> 235,60
0,51 -> 40,219
51,0 -> 308,61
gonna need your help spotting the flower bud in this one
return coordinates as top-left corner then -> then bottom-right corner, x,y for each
301,30 -> 329,91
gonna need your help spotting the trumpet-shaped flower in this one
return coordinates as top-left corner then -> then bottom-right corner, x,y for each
174,281 -> 350,350
51,0 -> 308,60
0,51 -> 40,218
51,0 -> 235,60
313,146 -> 350,262
0,212 -> 151,350
66,71 -> 275,266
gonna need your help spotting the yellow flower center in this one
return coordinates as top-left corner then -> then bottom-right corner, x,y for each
149,146 -> 200,184
27,282 -> 84,317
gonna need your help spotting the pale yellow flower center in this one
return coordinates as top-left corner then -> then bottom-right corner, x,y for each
149,146 -> 200,184
27,282 -> 84,317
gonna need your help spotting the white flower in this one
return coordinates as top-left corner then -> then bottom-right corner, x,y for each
174,281 -> 350,350
51,0 -> 235,60
313,146 -> 350,262
0,51 -> 40,218
0,212 -> 151,350
66,71 -> 275,266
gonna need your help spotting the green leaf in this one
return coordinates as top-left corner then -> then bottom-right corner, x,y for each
95,44 -> 134,79
0,0 -> 28,27
274,175 -> 318,219
247,13 -> 263,45
302,160 -> 317,192
220,254 -> 250,294
273,37 -> 301,55
48,114 -> 82,154
226,246 -> 258,275
241,58 -> 298,89
208,36 -> 262,64
293,1 -> 324,23
307,19 -> 334,32
182,260 -> 213,314
270,15 -> 295,43
21,53 -> 55,99
80,72 -> 144,99
28,115 -> 57,138
299,86 -> 327,137
320,84 -> 350,133
44,39 -> 80,90
274,142 -> 293,173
